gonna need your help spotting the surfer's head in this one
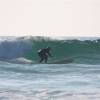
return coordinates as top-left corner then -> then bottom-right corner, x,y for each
46,47 -> 51,50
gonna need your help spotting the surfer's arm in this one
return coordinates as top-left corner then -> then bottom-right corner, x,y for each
48,52 -> 52,57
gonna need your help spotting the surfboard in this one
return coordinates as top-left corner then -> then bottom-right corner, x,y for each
31,58 -> 74,64
48,58 -> 74,64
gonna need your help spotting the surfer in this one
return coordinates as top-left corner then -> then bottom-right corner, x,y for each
38,47 -> 52,63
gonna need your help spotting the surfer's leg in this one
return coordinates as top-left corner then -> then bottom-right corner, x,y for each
38,53 -> 44,63
39,58 -> 44,63
44,55 -> 48,63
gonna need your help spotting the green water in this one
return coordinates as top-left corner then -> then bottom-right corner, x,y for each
25,37 -> 100,64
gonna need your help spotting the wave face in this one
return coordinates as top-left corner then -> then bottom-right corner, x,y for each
0,36 -> 100,64
25,37 -> 100,64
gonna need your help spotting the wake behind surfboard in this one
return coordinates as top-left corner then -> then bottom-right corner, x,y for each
0,58 -> 73,64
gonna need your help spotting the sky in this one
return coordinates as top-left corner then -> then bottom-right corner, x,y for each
0,0 -> 100,37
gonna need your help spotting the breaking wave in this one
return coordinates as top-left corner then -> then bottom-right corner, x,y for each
0,36 -> 100,64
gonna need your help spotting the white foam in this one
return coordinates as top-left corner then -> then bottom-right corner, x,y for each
6,57 -> 33,64
0,90 -> 100,100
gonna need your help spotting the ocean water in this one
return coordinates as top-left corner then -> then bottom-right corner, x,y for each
0,36 -> 100,100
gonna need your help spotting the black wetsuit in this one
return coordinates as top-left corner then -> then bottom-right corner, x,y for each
38,48 -> 51,63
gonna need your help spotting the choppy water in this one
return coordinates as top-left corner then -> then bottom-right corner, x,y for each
0,63 -> 100,100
